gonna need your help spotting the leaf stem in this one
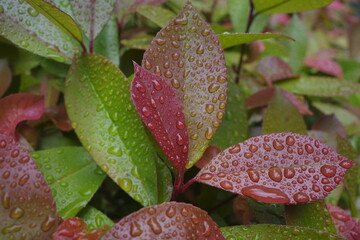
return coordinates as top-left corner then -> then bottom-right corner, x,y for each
182,177 -> 196,191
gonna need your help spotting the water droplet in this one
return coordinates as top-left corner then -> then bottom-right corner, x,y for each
205,127 -> 214,140
322,148 -> 329,155
11,150 -> 19,158
284,167 -> 295,179
118,178 -> 132,191
273,140 -> 284,151
156,38 -> 166,45
286,136 -> 295,146
208,83 -> 220,93
241,185 -> 290,204
164,70 -> 173,78
172,53 -> 180,60
339,160 -> 354,169
201,29 -> 210,36
293,192 -> 309,203
305,144 -> 314,153
249,144 -> 258,153
175,15 -> 188,25
0,140 -> 6,148
220,180 -> 233,190
247,169 -> 260,182
107,146 -> 123,156
130,222 -> 143,237
269,167 -> 282,182
18,174 -> 29,186
312,184 -> 320,192
2,171 -> 10,179
205,104 -> 214,114
10,207 -> 24,219
135,82 -> 146,93
147,217 -> 162,234
200,173 -> 213,180
171,79 -> 180,88
2,224 -> 21,233
41,215 -> 56,232
27,7 -> 39,17
142,107 -> 151,117
320,165 -> 337,178
229,144 -> 241,154
166,205 -> 176,218
2,192 -> 10,209
152,80 -> 162,90
176,134 -> 184,145
144,60 -> 152,70
176,121 -> 185,130
196,45 -> 204,54
217,75 -> 227,83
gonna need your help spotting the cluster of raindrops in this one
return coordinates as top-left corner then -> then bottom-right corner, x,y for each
196,133 -> 355,204
102,202 -> 225,240
0,133 -> 58,239
65,54 -> 160,206
141,2 -> 228,166
53,217 -> 103,240
132,63 -> 189,173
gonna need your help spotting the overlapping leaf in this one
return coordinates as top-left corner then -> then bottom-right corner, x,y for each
142,2 -> 228,168
196,133 -> 355,204
102,202 -> 225,239
0,93 -> 44,139
254,56 -> 297,83
253,0 -> 335,14
31,147 -> 106,218
131,63 -> 189,173
326,203 -> 360,240
137,5 -> 176,28
77,206 -> 114,230
70,0 -> 117,41
304,57 -> 343,79
221,224 -> 342,239
0,1 -> 78,63
218,33 -> 294,49
65,53 -> 172,206
0,133 -> 58,239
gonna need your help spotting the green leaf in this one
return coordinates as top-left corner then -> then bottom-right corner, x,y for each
31,147 -> 106,219
0,1 -> 78,63
253,0 -> 335,14
277,76 -> 360,97
282,15 -> 308,73
70,0 -> 117,41
212,81 -> 248,149
337,59 -> 360,82
65,53 -> 172,206
137,5 -> 176,28
263,87 -> 307,135
228,0 -> 249,33
121,35 -> 153,50
0,59 -> 11,97
218,33 -> 294,49
220,224 -> 342,239
24,0 -> 83,43
12,49 -> 41,75
313,102 -> 360,136
94,15 -> 120,66
77,205 -> 114,230
142,2 -> 228,168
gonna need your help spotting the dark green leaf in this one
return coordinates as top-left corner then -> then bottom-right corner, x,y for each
228,0 -> 249,33
219,33 -> 294,49
253,0 -> 335,14
77,205 -> 113,230
0,59 -> 11,97
65,53 -> 172,206
31,147 -> 106,218
137,5 -> 176,28
221,224 -> 342,239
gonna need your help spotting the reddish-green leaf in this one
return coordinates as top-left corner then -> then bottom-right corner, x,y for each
70,0 -> 117,41
195,145 -> 221,169
53,217 -> 105,240
102,202 -> 225,239
142,2 -> 228,168
45,104 -> 73,131
0,93 -> 44,139
0,133 -> 58,239
131,63 -> 189,173
326,203 -> 360,240
304,57 -> 343,79
196,133 -> 355,204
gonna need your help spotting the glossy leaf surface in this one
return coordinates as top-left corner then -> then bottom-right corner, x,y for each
131,63 -> 189,173
70,0 -> 116,41
31,147 -> 106,218
255,56 -> 297,83
278,76 -> 360,96
77,206 -> 114,230
65,53 -> 172,206
212,81 -> 248,149
142,2 -> 228,168
326,203 -> 360,240
24,0 -> 83,43
0,133 -> 58,239
53,217 -> 105,240
220,224 -> 342,239
253,0 -> 335,14
304,57 -> 343,79
137,5 -> 176,28
0,1 -> 78,63
218,33 -> 294,49
196,133 -> 355,204
0,93 -> 44,139
102,202 -> 225,239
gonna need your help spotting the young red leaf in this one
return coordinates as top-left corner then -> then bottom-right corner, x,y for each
326,203 -> 360,240
102,202 -> 225,239
304,57 -> 343,79
45,104 -> 73,131
195,145 -> 221,169
131,63 -> 189,173
280,89 -> 313,116
196,133 -> 355,204
53,217 -> 105,240
0,133 -> 58,239
142,1 -> 228,168
0,93 -> 44,139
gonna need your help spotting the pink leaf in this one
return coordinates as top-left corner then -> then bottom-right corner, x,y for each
131,63 -> 189,173
304,57 -> 343,79
196,133 -> 355,204
280,89 -> 313,115
45,104 -> 73,132
312,114 -> 347,139
102,202 -> 225,239
255,56 -> 297,85
326,203 -> 360,240
0,93 -> 44,139
0,133 -> 58,239
54,217 -> 105,240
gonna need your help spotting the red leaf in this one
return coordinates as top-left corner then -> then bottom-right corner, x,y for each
304,57 -> 343,79
280,89 -> 313,116
0,93 -> 44,139
312,114 -> 347,139
102,202 -> 225,240
0,133 -> 58,239
45,104 -> 73,131
131,63 -> 189,173
54,217 -> 105,240
255,56 -> 297,85
195,145 -> 221,169
326,203 -> 360,240
196,133 -> 355,204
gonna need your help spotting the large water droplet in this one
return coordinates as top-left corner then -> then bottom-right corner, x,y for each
242,185 -> 290,204
107,146 -> 123,156
208,83 -> 220,93
320,165 -> 337,178
41,215 -> 56,232
220,180 -> 233,190
268,167 -> 282,182
247,169 -> 260,182
205,104 -> 214,114
10,207 -> 24,219
118,178 -> 132,192
147,217 -> 162,234
130,221 -> 143,237
293,192 -> 309,203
